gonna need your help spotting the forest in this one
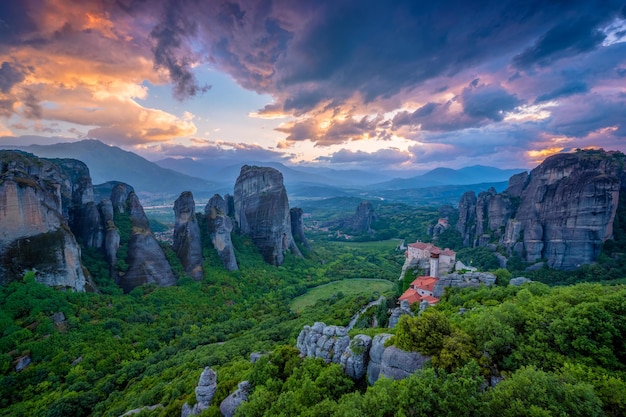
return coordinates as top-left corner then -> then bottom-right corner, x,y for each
1,201 -> 626,416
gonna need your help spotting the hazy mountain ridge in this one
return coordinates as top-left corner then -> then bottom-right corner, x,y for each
4,140 -> 214,196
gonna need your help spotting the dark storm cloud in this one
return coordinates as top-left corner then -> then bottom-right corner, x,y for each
534,81 -> 589,103
461,82 -> 521,121
548,94 -> 626,138
0,62 -> 25,93
151,0 -> 211,100
513,16 -> 608,69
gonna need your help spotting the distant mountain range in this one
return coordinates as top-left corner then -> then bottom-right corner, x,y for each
0,139 -> 527,206
3,140 -> 214,197
374,165 -> 527,190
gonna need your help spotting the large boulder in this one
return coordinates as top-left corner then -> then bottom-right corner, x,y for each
219,381 -> 250,417
433,272 -> 496,298
233,165 -> 301,266
205,194 -> 238,271
379,346 -> 430,381
290,207 -> 310,249
173,192 -> 203,280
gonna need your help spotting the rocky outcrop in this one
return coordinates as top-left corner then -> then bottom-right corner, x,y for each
433,272 -> 496,298
99,199 -> 120,277
233,165 -> 301,266
322,201 -> 377,235
388,299 -> 413,328
181,367 -> 217,417
456,150 -> 626,269
290,207 -> 310,250
297,323 -> 430,385
219,381 -> 250,417
296,322 -> 350,364
509,277 -> 532,286
0,151 -> 89,291
206,194 -> 238,271
173,192 -> 203,280
117,192 -> 175,292
340,334 -> 372,380
366,333 -> 393,385
379,346 -> 430,381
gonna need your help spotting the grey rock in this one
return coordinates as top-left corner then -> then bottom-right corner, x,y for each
367,333 -> 393,385
433,272 -> 496,297
173,192 -> 203,280
379,346 -> 430,381
509,277 -> 532,286
181,367 -> 217,417
52,312 -> 65,324
15,355 -> 31,372
296,322 -> 350,364
250,352 -> 263,363
290,207 -> 310,249
118,192 -> 175,292
234,165 -> 302,266
120,404 -> 163,417
0,151 -> 89,291
389,299 -> 413,328
220,381 -> 250,417
341,334 -> 372,380
205,194 -> 238,271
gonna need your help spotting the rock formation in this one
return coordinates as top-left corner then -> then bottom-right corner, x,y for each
388,299 -> 413,328
366,333 -> 393,385
290,207 -> 310,250
0,151 -> 89,291
379,346 -> 430,381
219,381 -> 250,417
296,322 -> 350,364
340,334 -> 372,380
118,192 -> 176,292
205,194 -> 238,271
297,322 -> 430,385
432,272 -> 496,297
181,367 -> 217,417
322,201 -> 377,235
456,149 -> 626,269
173,192 -> 203,280
233,165 -> 301,266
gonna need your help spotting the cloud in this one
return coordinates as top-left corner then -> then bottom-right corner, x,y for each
513,15 -> 609,69
534,80 -> 589,103
0,62 -> 26,93
317,148 -> 411,167
144,139 -> 288,163
461,81 -> 522,122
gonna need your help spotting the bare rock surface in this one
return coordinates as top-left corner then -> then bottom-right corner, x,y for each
219,381 -> 250,417
206,194 -> 238,271
234,165 -> 301,265
173,191 -> 203,280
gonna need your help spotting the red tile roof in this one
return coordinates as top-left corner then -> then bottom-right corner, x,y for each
407,242 -> 455,257
410,276 -> 439,292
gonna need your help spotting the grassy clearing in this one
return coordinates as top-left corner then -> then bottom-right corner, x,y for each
331,239 -> 403,251
291,278 -> 396,312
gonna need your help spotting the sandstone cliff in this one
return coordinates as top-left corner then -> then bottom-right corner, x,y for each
290,207 -> 310,250
205,194 -> 238,271
173,191 -> 203,280
234,165 -> 301,266
322,201 -> 377,235
0,151 -> 89,291
456,149 -> 626,269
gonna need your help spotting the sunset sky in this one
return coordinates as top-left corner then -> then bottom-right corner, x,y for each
0,0 -> 625,174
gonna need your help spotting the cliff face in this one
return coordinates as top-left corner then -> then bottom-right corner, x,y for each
456,150 -> 626,269
173,191 -> 203,280
206,194 -> 238,271
234,165 -> 301,266
118,192 -> 176,292
290,207 -> 310,250
0,151 -> 88,291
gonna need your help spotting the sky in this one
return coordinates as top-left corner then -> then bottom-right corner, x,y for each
0,0 -> 625,175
